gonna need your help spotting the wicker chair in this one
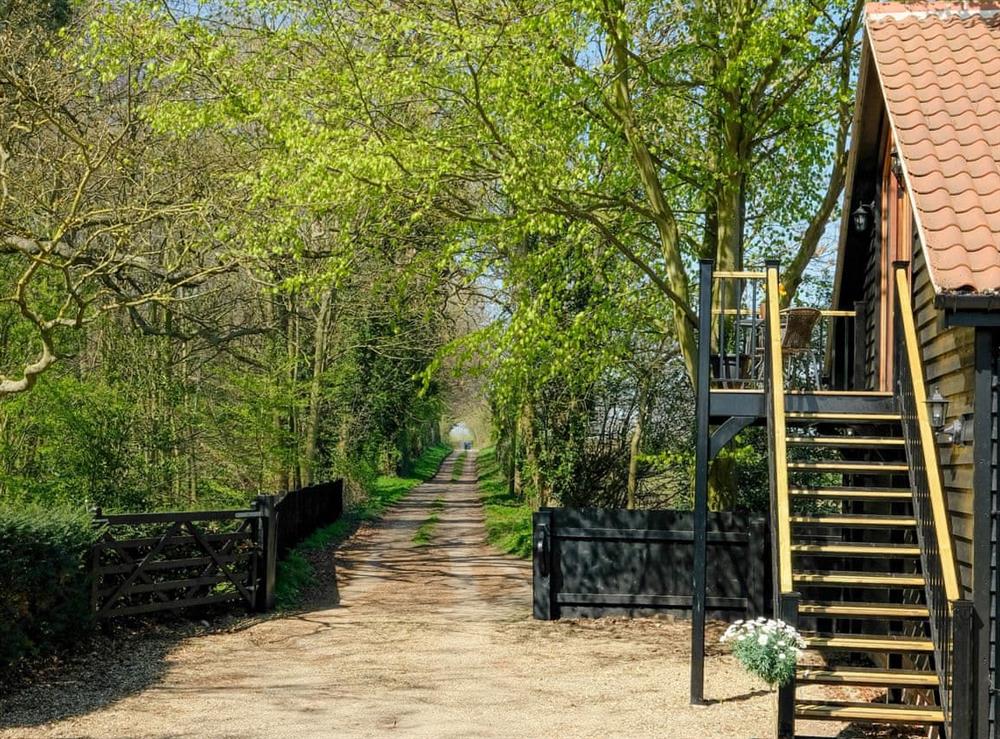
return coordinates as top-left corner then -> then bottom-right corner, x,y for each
781,308 -> 822,388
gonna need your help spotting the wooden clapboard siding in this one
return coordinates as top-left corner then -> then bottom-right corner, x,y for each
912,246 -> 976,598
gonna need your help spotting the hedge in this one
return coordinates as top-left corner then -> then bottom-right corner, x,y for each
0,503 -> 99,670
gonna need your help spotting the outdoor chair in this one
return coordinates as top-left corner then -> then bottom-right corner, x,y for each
780,307 -> 822,388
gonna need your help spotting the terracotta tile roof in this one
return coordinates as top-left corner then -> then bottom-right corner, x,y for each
866,3 -> 1000,293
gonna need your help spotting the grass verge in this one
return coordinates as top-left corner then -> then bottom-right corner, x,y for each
412,496 -> 445,546
275,443 -> 452,608
450,451 -> 467,481
476,446 -> 532,559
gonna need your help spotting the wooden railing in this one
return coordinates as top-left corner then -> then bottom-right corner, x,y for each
764,261 -> 793,596
893,263 -> 960,602
708,269 -> 768,390
892,262 -> 971,738
707,272 -> 863,392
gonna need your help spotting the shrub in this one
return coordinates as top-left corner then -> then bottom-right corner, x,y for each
719,617 -> 805,687
0,503 -> 99,670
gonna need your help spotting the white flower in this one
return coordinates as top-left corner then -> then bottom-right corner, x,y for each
758,635 -> 768,645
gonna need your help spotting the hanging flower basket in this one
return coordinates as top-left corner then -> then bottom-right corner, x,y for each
719,617 -> 806,688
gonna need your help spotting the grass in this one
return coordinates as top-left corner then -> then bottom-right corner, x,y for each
476,446 -> 532,559
450,451 -> 468,481
275,442 -> 452,608
412,496 -> 445,546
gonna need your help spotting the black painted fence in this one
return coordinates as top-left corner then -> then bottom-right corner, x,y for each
90,480 -> 344,619
274,480 -> 344,558
532,508 -> 770,621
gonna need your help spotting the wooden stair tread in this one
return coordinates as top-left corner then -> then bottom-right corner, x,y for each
786,411 -> 901,422
797,666 -> 938,687
795,701 -> 943,724
803,634 -> 933,652
790,487 -> 911,501
793,571 -> 924,586
798,601 -> 929,618
785,391 -> 894,397
790,542 -> 920,556
788,461 -> 908,472
787,436 -> 905,446
790,514 -> 916,527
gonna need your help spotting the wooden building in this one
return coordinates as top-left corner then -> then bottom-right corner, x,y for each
690,4 -> 1000,737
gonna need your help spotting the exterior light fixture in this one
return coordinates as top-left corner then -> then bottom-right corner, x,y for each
890,150 -> 906,186
851,202 -> 875,233
939,412 -> 975,446
927,386 -> 948,430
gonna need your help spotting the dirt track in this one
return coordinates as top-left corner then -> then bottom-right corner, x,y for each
2,452 -> 787,738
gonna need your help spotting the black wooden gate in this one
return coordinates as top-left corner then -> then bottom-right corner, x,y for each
90,505 -> 272,619
532,508 -> 769,621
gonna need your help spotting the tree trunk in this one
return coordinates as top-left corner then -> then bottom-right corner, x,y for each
708,451 -> 738,510
507,409 -> 518,498
602,5 -> 698,384
626,380 -> 648,510
273,296 -> 290,493
302,288 -> 334,487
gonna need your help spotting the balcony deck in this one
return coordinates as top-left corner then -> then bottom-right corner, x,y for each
709,389 -> 895,423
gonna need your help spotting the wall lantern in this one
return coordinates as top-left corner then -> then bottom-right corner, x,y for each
927,385 -> 949,429
890,150 -> 905,187
938,413 -> 974,446
851,202 -> 873,233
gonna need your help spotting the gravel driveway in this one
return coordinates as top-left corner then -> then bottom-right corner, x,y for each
2,451 -> 790,738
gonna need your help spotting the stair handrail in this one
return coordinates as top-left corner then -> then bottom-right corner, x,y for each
894,261 -> 969,737
893,263 -> 961,605
764,261 -> 793,595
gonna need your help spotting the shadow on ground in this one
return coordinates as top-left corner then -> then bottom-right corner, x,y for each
2,628 -> 181,728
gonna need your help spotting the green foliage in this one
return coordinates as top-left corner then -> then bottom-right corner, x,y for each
0,503 -> 99,670
720,618 -> 806,688
477,447 -> 532,559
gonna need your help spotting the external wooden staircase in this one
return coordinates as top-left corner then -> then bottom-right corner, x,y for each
760,264 -> 966,739
782,401 -> 945,734
696,263 -> 970,738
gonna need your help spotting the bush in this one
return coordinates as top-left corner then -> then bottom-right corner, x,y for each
0,504 -> 99,670
719,617 -> 805,687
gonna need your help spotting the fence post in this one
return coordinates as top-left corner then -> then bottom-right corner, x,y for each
950,599 -> 974,739
776,592 -> 801,739
89,506 -> 103,615
254,495 -> 278,612
691,258 -> 713,705
747,517 -> 766,618
532,509 -> 554,620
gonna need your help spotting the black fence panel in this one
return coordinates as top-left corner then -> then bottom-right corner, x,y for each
274,480 -> 344,558
533,508 -> 770,621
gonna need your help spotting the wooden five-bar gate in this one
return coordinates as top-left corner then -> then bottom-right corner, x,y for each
90,481 -> 343,620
